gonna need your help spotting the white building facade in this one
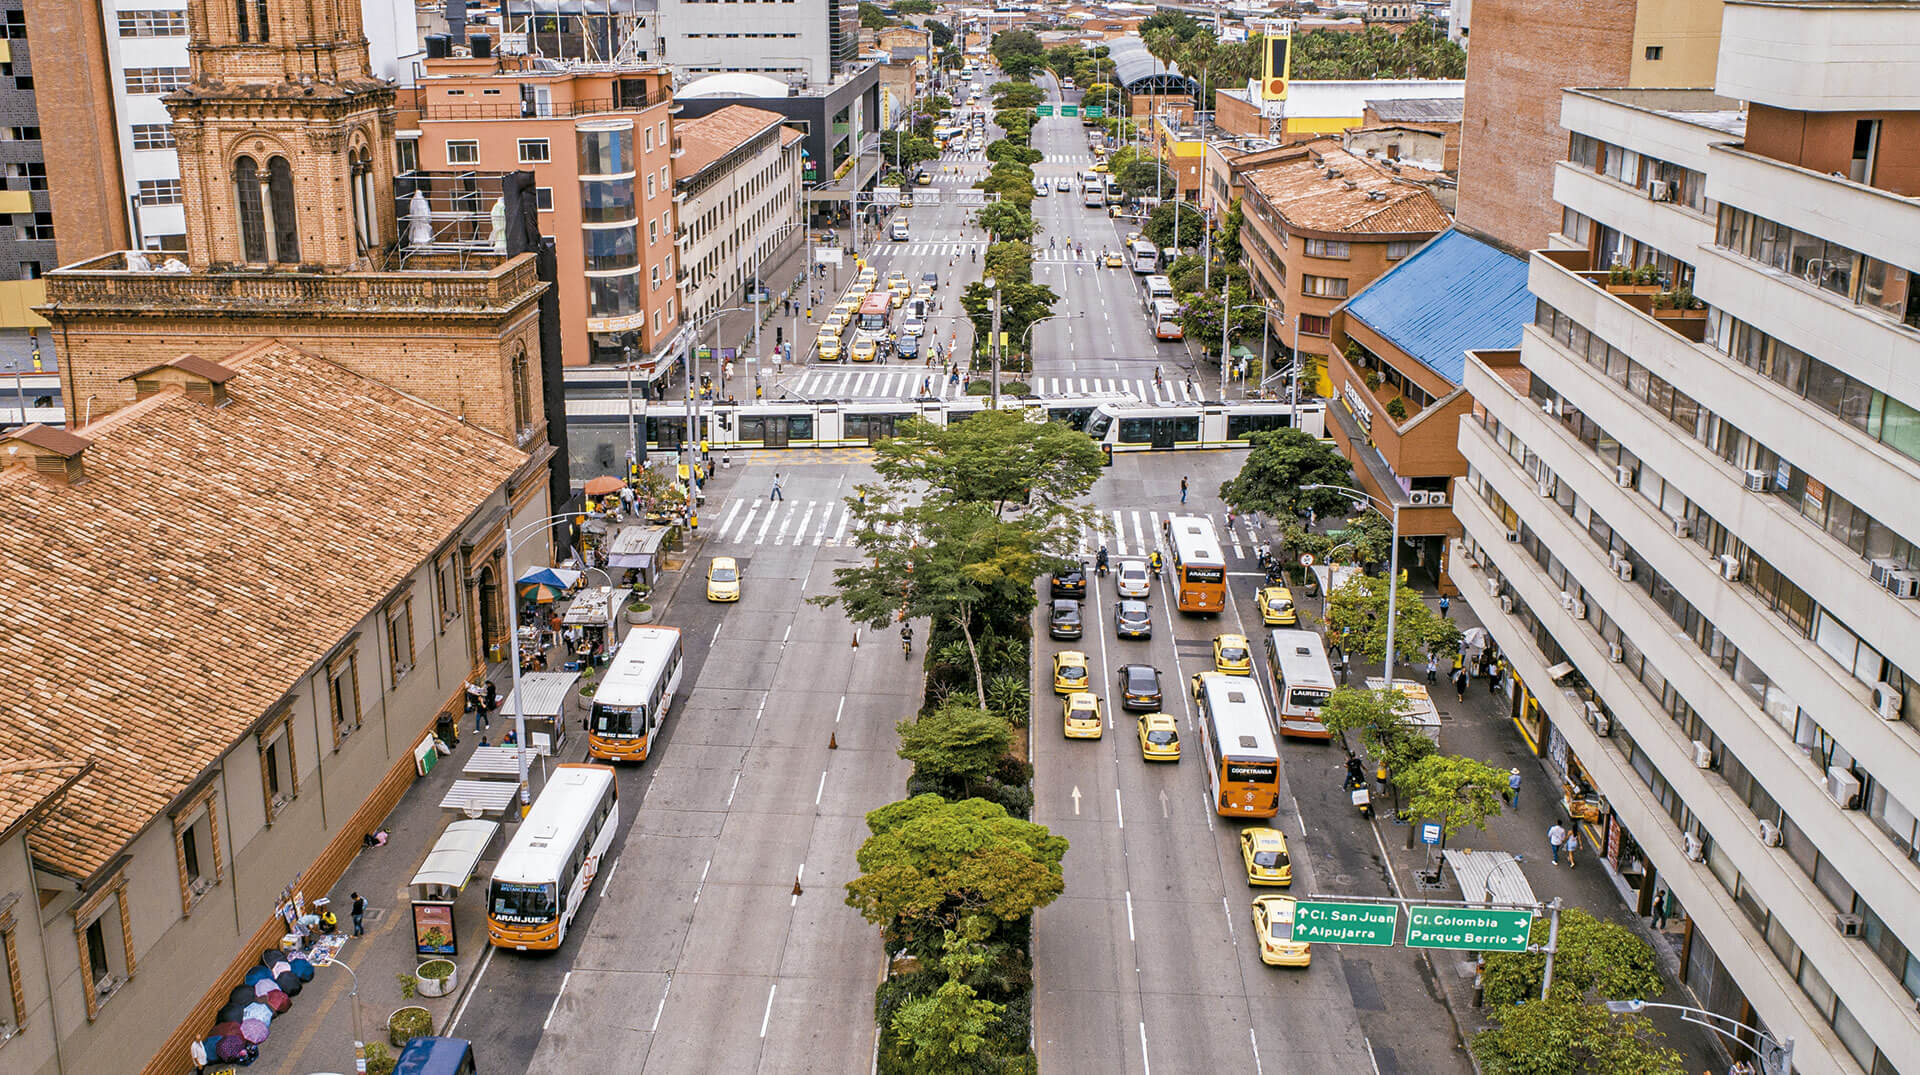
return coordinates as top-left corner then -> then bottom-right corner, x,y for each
1451,3 -> 1920,1072
653,0 -> 857,87
673,106 -> 804,329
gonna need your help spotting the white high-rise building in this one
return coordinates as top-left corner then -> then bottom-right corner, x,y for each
1451,2 -> 1920,1072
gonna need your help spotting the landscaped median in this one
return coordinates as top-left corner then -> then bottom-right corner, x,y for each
807,410 -> 1104,1073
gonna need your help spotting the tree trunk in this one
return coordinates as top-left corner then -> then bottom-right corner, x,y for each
956,608 -> 988,710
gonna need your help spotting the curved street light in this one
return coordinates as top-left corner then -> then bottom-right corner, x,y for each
1300,483 -> 1403,687
1604,1000 -> 1794,1075
503,510 -> 609,814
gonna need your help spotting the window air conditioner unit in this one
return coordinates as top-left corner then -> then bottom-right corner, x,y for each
1499,595 -> 1514,613
1717,555 -> 1741,582
1537,477 -> 1555,499
1744,469 -> 1770,492
1487,577 -> 1502,598
1683,831 -> 1704,862
1560,591 -> 1575,610
1572,600 -> 1588,620
1834,913 -> 1864,937
1870,559 -> 1902,586
1608,642 -> 1624,663
1757,819 -> 1781,847
1691,740 -> 1713,769
1615,559 -> 1634,582
1427,491 -> 1447,507
1614,464 -> 1634,488
1670,515 -> 1692,539
1506,529 -> 1521,543
1826,766 -> 1862,810
1873,681 -> 1902,721
1583,700 -> 1608,735
1409,491 -> 1430,506
1884,570 -> 1920,599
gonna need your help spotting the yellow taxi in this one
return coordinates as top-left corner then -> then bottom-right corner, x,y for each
1238,827 -> 1293,886
1062,692 -> 1103,739
889,289 -> 906,308
1124,230 -> 1141,244
1092,161 -> 1110,173
851,338 -> 878,363
705,555 -> 741,602
1256,585 -> 1299,627
1135,712 -> 1180,761
816,335 -> 844,361
1103,251 -> 1124,268
886,270 -> 910,293
1052,650 -> 1091,695
821,314 -> 848,339
1213,633 -> 1254,675
914,282 -> 935,303
834,299 -> 860,321
856,267 -> 878,286
1251,896 -> 1311,967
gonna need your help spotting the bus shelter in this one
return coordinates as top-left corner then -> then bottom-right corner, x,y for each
408,820 -> 499,956
563,586 -> 631,665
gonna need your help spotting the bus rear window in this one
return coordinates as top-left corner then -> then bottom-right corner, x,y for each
1290,688 -> 1332,708
1227,762 -> 1278,784
1184,566 -> 1223,582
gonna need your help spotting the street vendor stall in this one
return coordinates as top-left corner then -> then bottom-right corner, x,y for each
605,525 -> 673,590
496,670 -> 582,755
562,586 -> 631,664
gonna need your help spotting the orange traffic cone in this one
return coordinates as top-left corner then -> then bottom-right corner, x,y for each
851,628 -> 859,648
829,732 -> 839,750
792,876 -> 804,896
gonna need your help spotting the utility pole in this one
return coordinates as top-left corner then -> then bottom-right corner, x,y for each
1219,285 -> 1230,399
989,278 -> 1003,409
1539,898 -> 1563,999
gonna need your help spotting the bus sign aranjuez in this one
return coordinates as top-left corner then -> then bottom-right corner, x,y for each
1292,901 -> 1398,946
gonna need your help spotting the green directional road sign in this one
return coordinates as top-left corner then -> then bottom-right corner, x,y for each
1293,901 -> 1398,946
1035,105 -> 1054,116
1061,105 -> 1079,116
1405,906 -> 1536,952
1085,105 -> 1105,118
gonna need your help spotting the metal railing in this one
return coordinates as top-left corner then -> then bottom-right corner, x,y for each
409,93 -> 655,121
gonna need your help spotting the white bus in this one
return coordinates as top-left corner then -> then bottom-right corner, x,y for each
586,626 -> 684,762
1192,671 -> 1282,818
1129,239 -> 1159,274
1266,629 -> 1336,738
487,764 -> 619,950
1151,298 -> 1183,340
1142,274 -> 1173,312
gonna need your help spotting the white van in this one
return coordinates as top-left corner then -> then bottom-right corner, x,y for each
891,219 -> 910,242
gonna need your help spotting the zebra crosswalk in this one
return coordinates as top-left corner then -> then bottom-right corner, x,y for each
878,241 -> 987,259
706,499 -> 1268,561
790,368 -> 1206,402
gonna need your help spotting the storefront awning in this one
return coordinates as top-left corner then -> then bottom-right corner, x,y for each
409,819 -> 499,898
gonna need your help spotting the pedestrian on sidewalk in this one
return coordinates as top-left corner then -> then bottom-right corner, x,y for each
1425,657 -> 1438,685
1180,476 -> 1189,504
1564,829 -> 1580,869
1548,822 -> 1568,864
1453,668 -> 1468,703
478,679 -> 497,732
1650,884 -> 1671,929
770,473 -> 785,501
350,892 -> 366,936
1439,594 -> 1451,619
1507,767 -> 1522,807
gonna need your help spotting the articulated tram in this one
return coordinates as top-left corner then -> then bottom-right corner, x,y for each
563,394 -> 1326,475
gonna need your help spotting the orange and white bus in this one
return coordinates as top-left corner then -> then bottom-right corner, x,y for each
1267,628 -> 1336,739
586,626 -> 683,762
487,764 -> 618,950
1192,671 -> 1281,818
1163,514 -> 1227,613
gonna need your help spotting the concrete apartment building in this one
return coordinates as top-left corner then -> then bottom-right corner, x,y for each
1451,2 -> 1920,1070
1454,0 -> 1725,252
0,343 -> 529,1075
413,56 -> 683,372
1232,139 -> 1450,398
673,105 -> 805,328
0,0 -> 53,351
653,0 -> 859,85
19,0 -> 421,264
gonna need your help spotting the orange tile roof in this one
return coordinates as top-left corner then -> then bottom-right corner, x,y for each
1,341 -> 527,881
0,761 -> 90,843
1241,141 -> 1451,235
675,105 -> 788,179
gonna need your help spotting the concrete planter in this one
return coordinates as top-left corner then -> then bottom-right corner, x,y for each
626,604 -> 654,625
388,1006 -> 433,1048
414,959 -> 456,998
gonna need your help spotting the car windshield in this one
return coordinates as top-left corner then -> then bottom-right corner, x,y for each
1252,849 -> 1287,867
490,880 -> 558,920
710,567 -> 737,582
1146,730 -> 1176,745
1220,645 -> 1248,661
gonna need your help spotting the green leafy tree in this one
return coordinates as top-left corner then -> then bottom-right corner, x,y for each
1215,199 -> 1245,263
1139,10 -> 1203,40
1482,909 -> 1669,1008
869,407 -> 1102,524
898,702 -> 1014,800
1318,685 -> 1435,781
859,2 -> 892,29
1397,753 -> 1508,840
1045,43 -> 1086,77
1177,31 -> 1217,108
1118,158 -> 1173,197
883,132 -> 942,172
985,139 -> 1041,167
977,200 -> 1036,241
1142,27 -> 1180,74
888,932 -> 1008,1075
1278,510 -> 1392,568
1472,999 -> 1684,1075
928,20 -> 953,47
1218,427 -> 1358,518
1176,282 -> 1264,357
982,240 -> 1033,287
847,794 -> 1069,931
895,0 -> 936,12
1145,202 -> 1203,248
961,279 -> 1059,364
990,80 -> 1045,110
1324,572 -> 1463,666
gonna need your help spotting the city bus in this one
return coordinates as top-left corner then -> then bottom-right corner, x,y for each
1162,514 -> 1227,613
1192,671 -> 1282,818
586,626 -> 684,762
1142,274 -> 1174,313
1151,298 -> 1184,340
486,764 -> 619,950
1266,628 -> 1336,738
1130,239 -> 1159,274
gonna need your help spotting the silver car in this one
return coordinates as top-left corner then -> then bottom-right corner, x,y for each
1115,559 -> 1152,599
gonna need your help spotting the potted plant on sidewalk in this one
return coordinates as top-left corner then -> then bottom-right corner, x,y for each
387,1005 -> 433,1048
414,958 -> 457,998
626,597 -> 654,625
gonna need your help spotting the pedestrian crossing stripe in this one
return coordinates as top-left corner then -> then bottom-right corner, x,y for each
707,499 -> 1267,557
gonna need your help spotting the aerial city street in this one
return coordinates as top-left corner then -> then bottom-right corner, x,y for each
2,1 -> 1917,1074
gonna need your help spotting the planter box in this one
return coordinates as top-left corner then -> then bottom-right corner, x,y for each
414,960 -> 457,998
388,1006 -> 433,1048
626,606 -> 654,625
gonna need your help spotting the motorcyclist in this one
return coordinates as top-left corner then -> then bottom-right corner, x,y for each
1345,755 -> 1366,790
1149,550 -> 1163,573
1096,545 -> 1110,575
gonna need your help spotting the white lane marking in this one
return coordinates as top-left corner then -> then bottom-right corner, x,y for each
833,510 -> 851,545
1110,509 -> 1126,555
712,622 -> 722,646
760,984 -> 778,1037
693,858 -> 711,904
1221,895 -> 1235,938
814,503 -> 836,545
731,501 -> 762,543
816,770 -> 828,805
835,695 -> 846,722
755,502 -> 779,543
1130,510 -> 1146,553
791,861 -> 806,906
1294,796 -> 1308,837
717,498 -> 745,535
651,976 -> 672,1033
775,504 -> 796,545
727,771 -> 741,806
1139,1022 -> 1152,1075
1250,1029 -> 1265,1075
599,856 -> 620,897
443,945 -> 495,1033
1125,890 -> 1136,941
1367,1038 -> 1383,1075
1114,787 -> 1124,829
543,970 -> 572,1030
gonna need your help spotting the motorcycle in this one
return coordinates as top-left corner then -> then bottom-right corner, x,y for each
1344,757 -> 1373,819
1095,548 -> 1110,577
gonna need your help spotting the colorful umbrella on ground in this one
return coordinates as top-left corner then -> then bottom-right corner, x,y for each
242,1002 -> 272,1025
289,957 -> 315,981
210,1023 -> 242,1039
264,989 -> 290,1014
240,1018 -> 270,1044
243,967 -> 273,986
583,475 -> 625,497
216,1003 -> 247,1025
276,971 -> 302,996
270,960 -> 293,978
216,1035 -> 250,1061
253,978 -> 277,998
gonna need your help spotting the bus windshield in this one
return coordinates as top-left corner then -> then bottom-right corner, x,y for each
489,880 -> 558,921
590,702 -> 644,737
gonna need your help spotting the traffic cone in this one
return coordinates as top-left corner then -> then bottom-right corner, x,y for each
829,732 -> 839,750
851,628 -> 859,648
792,876 -> 804,896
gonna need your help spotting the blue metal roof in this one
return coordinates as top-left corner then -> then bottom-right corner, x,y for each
1337,229 -> 1531,387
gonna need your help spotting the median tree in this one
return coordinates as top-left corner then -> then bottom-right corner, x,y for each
1472,999 -> 1685,1075
1324,572 -> 1463,667
977,200 -> 1036,242
887,932 -> 1009,1075
898,701 -> 1013,803
847,794 -> 1068,943
1219,427 -> 1357,520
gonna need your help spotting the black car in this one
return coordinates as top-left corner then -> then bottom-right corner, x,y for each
1118,664 -> 1163,711
1050,566 -> 1087,599
1048,599 -> 1083,640
1113,599 -> 1152,639
921,271 -> 940,292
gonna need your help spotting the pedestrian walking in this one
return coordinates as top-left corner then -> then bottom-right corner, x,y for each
1507,767 -> 1522,807
1425,657 -> 1438,685
482,679 -> 497,729
1180,476 -> 1189,504
350,892 -> 366,936
1650,885 -> 1671,930
1564,829 -> 1580,869
770,472 -> 785,501
920,376 -> 932,395
1439,595 -> 1451,618
1548,822 -> 1568,865
1454,668 -> 1468,703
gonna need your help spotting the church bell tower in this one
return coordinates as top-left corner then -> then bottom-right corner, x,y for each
169,0 -> 400,270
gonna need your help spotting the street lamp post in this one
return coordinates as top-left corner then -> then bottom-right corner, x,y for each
746,219 -> 807,388
621,344 -> 644,475
684,304 -> 753,518
1604,1001 -> 1795,1075
503,511 -> 601,814
984,275 -> 1002,408
1301,483 -> 1403,687
1018,312 -> 1084,380
315,957 -> 366,1075
1220,301 -> 1265,400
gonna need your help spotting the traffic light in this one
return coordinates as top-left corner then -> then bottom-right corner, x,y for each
1101,444 -> 1114,467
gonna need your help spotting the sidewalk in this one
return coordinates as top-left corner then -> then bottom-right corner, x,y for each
1297,579 -> 1724,1073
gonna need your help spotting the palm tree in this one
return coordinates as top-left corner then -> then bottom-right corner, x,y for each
1143,28 -> 1179,77
1179,31 -> 1217,116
